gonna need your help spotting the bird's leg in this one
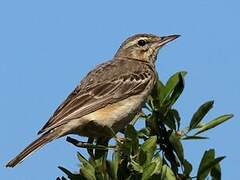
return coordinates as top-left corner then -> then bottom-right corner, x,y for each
94,137 -> 110,159
87,137 -> 94,158
104,126 -> 124,145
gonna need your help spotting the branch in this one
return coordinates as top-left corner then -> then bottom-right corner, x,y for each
66,136 -> 116,150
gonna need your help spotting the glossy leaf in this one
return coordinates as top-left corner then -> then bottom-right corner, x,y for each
60,177 -> 68,180
138,149 -> 147,166
165,166 -> 177,180
161,165 -> 176,180
198,156 -> 225,180
138,128 -> 150,138
81,167 -> 97,180
152,154 -> 163,175
111,151 -> 120,179
131,159 -> 143,173
125,125 -> 138,154
56,72 -> 232,180
169,132 -> 184,163
141,162 -> 156,180
58,167 -> 82,180
163,111 -> 177,130
167,73 -> 185,107
141,136 -> 157,152
197,149 -> 215,179
171,109 -> 181,130
164,109 -> 181,130
151,78 -> 164,109
160,165 -> 167,180
195,114 -> 233,135
58,166 -> 74,178
125,125 -> 138,139
146,115 -> 158,137
197,149 -> 225,180
183,159 -> 192,177
182,135 -> 208,140
211,163 -> 221,180
77,152 -> 95,174
160,71 -> 187,103
189,101 -> 214,131
140,136 -> 157,166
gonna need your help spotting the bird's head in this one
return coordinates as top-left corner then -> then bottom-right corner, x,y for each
114,33 -> 180,64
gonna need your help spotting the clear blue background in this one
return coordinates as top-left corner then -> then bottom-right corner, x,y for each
0,0 -> 239,179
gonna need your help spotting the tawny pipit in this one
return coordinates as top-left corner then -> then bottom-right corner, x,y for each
6,33 -> 180,167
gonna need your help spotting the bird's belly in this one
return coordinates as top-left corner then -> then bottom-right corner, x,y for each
73,93 -> 147,137
85,94 -> 145,127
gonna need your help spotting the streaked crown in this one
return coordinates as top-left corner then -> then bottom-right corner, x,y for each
114,33 -> 180,64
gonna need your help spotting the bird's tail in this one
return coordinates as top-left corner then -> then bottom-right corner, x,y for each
6,130 -> 60,168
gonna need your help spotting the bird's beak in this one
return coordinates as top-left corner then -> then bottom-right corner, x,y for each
154,34 -> 180,48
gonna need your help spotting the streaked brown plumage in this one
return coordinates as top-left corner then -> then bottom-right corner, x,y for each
6,33 -> 180,167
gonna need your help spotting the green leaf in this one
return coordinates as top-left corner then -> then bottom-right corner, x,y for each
131,159 -> 143,173
160,165 -> 167,180
77,152 -> 95,174
111,151 -> 120,179
81,167 -> 97,180
161,165 -> 176,180
138,149 -> 147,166
164,109 -> 181,131
151,78 -> 162,99
60,177 -> 68,180
211,163 -> 221,180
125,125 -> 139,154
146,114 -> 159,134
146,96 -> 155,111
77,152 -> 89,164
197,149 -> 215,179
169,132 -> 184,163
165,166 -> 177,180
189,101 -> 214,131
125,125 -> 138,139
163,111 -> 177,130
171,109 -> 181,130
58,167 -> 83,180
138,128 -> 150,138
141,162 -> 156,180
151,78 -> 165,109
197,149 -> 225,180
167,73 -> 185,107
94,154 -> 108,179
198,157 -> 225,180
152,154 -> 163,175
141,136 -> 157,152
183,159 -> 192,176
195,114 -> 233,135
182,136 -> 208,140
160,71 -> 187,103
58,166 -> 74,178
140,136 -> 157,166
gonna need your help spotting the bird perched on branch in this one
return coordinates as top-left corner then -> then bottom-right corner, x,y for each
6,33 -> 180,167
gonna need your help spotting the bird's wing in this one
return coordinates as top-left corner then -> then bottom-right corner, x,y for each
38,60 -> 155,134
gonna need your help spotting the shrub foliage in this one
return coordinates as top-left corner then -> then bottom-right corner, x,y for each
57,72 -> 233,180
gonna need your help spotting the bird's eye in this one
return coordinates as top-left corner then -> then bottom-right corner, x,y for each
137,39 -> 146,46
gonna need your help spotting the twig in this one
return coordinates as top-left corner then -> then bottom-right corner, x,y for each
66,136 -> 116,150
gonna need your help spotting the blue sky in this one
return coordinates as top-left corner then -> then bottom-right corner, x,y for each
0,0 -> 239,179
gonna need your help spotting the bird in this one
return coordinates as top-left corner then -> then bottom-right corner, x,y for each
6,33 -> 180,167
